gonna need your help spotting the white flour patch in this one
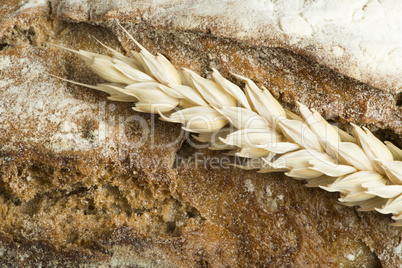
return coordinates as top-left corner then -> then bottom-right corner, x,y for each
394,240 -> 402,256
279,16 -> 312,36
245,179 -> 255,192
0,53 -> 106,153
17,0 -> 48,12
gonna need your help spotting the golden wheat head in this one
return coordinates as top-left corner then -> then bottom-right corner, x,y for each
52,23 -> 402,226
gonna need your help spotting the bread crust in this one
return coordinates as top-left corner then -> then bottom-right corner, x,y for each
0,1 -> 401,267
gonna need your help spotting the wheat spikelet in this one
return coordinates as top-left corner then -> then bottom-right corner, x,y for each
53,24 -> 402,226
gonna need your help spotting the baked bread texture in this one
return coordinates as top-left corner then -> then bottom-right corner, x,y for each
0,0 -> 401,267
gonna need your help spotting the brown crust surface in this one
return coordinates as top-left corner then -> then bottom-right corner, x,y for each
0,1 -> 401,267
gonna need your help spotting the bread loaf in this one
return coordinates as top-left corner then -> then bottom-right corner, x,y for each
0,0 -> 401,266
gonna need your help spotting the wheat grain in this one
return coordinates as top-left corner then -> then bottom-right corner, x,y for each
53,24 -> 402,226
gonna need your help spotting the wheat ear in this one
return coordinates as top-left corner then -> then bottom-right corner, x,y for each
53,25 -> 402,225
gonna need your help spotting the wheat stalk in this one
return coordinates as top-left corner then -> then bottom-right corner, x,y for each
52,24 -> 402,226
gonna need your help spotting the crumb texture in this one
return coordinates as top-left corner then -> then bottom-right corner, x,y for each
0,1 -> 401,267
